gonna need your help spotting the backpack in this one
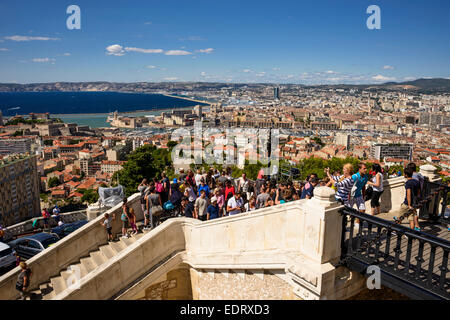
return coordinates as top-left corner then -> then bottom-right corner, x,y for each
163,201 -> 175,210
155,182 -> 164,193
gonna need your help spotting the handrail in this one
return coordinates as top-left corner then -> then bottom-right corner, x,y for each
340,207 -> 450,250
339,206 -> 449,300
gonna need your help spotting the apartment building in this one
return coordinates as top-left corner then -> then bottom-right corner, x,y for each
0,155 -> 41,226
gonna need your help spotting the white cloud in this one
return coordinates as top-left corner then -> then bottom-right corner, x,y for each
403,77 -> 416,81
383,65 -> 395,70
106,44 -> 125,56
242,69 -> 252,73
32,57 -> 56,63
325,70 -> 335,74
256,72 -> 266,77
372,74 -> 396,81
164,77 -> 178,81
146,65 -> 157,69
327,77 -> 343,82
5,35 -> 60,41
200,72 -> 206,76
196,48 -> 214,54
272,67 -> 280,71
165,50 -> 192,55
62,53 -> 71,56
0,48 -> 9,51
144,22 -> 152,25
125,47 -> 163,54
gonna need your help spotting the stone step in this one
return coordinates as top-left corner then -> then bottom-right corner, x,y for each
119,235 -> 136,247
71,262 -> 88,278
60,266 -> 83,288
109,240 -> 126,254
42,289 -> 56,300
90,250 -> 108,267
132,232 -> 144,241
80,257 -> 97,274
50,276 -> 67,296
99,244 -> 116,259
39,282 -> 52,292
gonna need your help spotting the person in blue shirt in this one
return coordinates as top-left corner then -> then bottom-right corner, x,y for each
300,177 -> 319,199
197,178 -> 211,198
207,197 -> 220,220
394,168 -> 421,231
350,163 -> 369,213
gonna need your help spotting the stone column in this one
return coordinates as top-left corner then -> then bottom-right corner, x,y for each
420,164 -> 440,182
300,186 -> 342,264
285,187 -> 346,300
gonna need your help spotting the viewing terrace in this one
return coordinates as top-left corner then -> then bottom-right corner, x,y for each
0,164 -> 447,300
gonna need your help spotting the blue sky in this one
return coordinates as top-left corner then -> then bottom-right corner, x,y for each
0,0 -> 449,84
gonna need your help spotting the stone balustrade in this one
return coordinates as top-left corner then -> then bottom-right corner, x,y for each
0,165 -> 441,300
2,210 -> 88,241
0,193 -> 144,300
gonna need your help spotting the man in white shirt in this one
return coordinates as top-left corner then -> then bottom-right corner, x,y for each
194,169 -> 203,187
238,173 -> 251,200
227,193 -> 244,216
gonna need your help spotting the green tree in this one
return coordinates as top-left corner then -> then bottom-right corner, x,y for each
311,136 -> 324,147
81,189 -> 99,204
113,145 -> 173,196
43,139 -> 54,146
47,177 -> 61,188
12,130 -> 23,137
167,140 -> 178,149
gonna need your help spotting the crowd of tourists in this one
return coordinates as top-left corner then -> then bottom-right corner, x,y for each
116,161 -> 428,238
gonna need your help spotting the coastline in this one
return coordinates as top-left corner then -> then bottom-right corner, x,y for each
51,105 -> 197,117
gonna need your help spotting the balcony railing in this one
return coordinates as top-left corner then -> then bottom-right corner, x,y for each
339,206 -> 450,300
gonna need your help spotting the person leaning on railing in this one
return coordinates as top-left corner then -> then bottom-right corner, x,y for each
394,167 -> 421,231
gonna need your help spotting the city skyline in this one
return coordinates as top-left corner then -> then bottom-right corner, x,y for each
0,0 -> 449,84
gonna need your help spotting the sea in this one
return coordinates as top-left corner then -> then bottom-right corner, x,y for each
0,91 -> 208,128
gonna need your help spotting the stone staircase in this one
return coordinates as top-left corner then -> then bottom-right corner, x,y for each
27,229 -> 148,300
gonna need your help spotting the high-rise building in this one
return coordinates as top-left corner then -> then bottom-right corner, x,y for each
0,155 -> 41,226
0,138 -> 32,155
194,105 -> 203,118
370,143 -> 413,161
0,110 -> 3,126
335,133 -> 351,149
274,87 -> 280,100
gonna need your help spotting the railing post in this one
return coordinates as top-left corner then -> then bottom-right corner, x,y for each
420,164 -> 440,182
300,187 -> 343,264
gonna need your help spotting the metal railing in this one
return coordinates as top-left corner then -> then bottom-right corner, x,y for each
339,207 -> 450,300
418,178 -> 450,226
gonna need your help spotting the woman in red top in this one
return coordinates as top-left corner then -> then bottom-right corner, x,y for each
224,180 -> 235,201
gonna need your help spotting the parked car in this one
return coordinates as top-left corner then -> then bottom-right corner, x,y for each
50,220 -> 88,239
8,233 -> 60,260
0,242 -> 16,271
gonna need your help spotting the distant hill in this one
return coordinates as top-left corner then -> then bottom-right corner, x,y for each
0,78 -> 449,93
384,78 -> 450,90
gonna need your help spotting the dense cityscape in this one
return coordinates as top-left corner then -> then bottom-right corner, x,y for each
0,81 -> 449,228
0,0 -> 449,305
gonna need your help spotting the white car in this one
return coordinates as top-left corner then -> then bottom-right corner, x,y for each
0,242 -> 16,270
